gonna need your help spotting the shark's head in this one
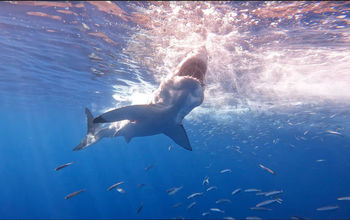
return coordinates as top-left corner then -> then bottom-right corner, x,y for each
174,46 -> 208,86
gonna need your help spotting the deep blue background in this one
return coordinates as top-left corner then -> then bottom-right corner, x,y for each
0,1 -> 350,219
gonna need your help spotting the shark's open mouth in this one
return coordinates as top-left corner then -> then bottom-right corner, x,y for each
174,46 -> 208,87
175,57 -> 207,86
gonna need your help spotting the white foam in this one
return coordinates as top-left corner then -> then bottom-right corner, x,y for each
118,2 -> 350,121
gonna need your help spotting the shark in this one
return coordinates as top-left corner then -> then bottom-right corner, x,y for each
74,46 -> 208,151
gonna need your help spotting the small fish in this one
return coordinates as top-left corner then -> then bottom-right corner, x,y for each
276,198 -> 283,204
311,135 -> 321,140
107,181 -> 124,191
210,208 -> 225,213
273,138 -> 279,144
316,205 -> 339,211
290,216 -> 308,220
88,53 -> 103,61
325,130 -> 344,137
55,162 -> 73,171
167,186 -> 183,195
138,183 -> 146,188
168,145 -> 172,151
259,164 -> 275,175
220,169 -> 232,174
137,202 -> 143,214
256,198 -> 282,207
316,159 -> 326,162
207,186 -> 217,191
145,164 -> 153,172
203,176 -> 210,185
337,196 -> 350,201
232,188 -> 242,195
172,202 -> 183,208
223,217 -> 235,220
205,163 -> 212,169
65,189 -> 85,200
116,188 -> 125,194
187,201 -> 196,209
246,217 -> 262,220
82,22 -> 90,30
216,199 -> 231,204
303,130 -> 309,135
187,192 -> 203,199
202,212 -> 210,216
244,188 -> 261,193
90,67 -> 104,76
265,190 -> 283,197
250,207 -> 272,211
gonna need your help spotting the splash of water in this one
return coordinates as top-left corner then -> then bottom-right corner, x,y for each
119,2 -> 350,121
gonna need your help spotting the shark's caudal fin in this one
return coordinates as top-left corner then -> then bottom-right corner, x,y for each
73,108 -> 96,151
93,105 -> 154,123
164,124 -> 192,151
85,108 -> 95,133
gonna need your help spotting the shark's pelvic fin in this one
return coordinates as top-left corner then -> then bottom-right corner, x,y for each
164,124 -> 192,151
93,105 -> 153,123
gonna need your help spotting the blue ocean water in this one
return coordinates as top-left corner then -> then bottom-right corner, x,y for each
1,1 -> 350,219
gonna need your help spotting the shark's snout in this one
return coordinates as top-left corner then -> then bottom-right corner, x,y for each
175,46 -> 208,86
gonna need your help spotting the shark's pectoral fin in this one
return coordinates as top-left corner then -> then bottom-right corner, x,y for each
93,105 -> 151,123
164,124 -> 192,151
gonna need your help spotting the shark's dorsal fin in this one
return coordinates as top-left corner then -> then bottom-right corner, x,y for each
93,105 -> 156,123
164,124 -> 192,151
85,108 -> 94,133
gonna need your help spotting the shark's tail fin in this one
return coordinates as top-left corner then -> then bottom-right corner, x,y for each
85,107 -> 95,134
73,108 -> 96,151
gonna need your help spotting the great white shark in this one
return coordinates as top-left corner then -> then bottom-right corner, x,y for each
74,46 -> 208,151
